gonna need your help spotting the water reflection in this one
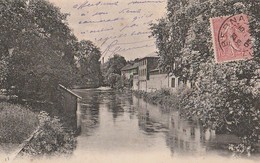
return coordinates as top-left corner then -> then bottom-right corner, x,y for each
132,95 -> 240,156
166,112 -> 210,155
75,89 -> 101,136
107,93 -> 124,120
135,96 -> 169,134
71,89 -> 241,158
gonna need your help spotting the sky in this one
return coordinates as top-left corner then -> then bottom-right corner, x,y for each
48,0 -> 167,61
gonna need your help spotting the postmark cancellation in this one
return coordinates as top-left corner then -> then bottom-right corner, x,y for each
210,13 -> 253,63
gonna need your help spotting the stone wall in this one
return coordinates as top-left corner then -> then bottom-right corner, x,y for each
147,73 -> 169,92
139,80 -> 147,91
133,73 -> 170,92
133,75 -> 139,90
133,73 -> 192,92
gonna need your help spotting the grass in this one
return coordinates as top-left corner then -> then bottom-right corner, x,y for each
0,102 -> 39,144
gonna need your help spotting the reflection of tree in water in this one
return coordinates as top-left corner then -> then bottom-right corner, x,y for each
79,90 -> 100,136
107,92 -> 124,120
124,91 -> 134,105
119,91 -> 136,119
79,90 -> 133,132
106,91 -> 136,120
125,92 -> 137,119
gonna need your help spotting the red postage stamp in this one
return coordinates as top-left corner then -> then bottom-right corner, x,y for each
210,13 -> 253,63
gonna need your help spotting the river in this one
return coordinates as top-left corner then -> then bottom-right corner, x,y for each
70,88 -> 256,163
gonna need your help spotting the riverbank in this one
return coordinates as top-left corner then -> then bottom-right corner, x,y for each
19,111 -> 77,158
0,102 -> 38,144
132,87 -> 260,156
132,86 -> 191,111
0,102 -> 77,160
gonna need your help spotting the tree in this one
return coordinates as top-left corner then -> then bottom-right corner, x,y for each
0,58 -> 8,87
102,54 -> 127,87
0,0 -> 77,102
152,0 -> 260,155
6,29 -> 75,101
76,40 -> 103,87
106,54 -> 127,75
106,73 -> 121,88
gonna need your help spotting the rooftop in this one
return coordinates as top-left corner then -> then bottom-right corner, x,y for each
121,62 -> 139,71
146,52 -> 159,57
139,52 -> 160,60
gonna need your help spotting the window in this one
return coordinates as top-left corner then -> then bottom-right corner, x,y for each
171,78 -> 175,88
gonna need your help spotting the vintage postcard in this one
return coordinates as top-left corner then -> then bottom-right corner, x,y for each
0,0 -> 259,163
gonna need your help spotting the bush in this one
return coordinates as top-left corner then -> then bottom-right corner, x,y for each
133,86 -> 190,110
0,102 -> 39,143
20,111 -> 77,157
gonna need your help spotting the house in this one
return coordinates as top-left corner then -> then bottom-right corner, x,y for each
121,63 -> 139,79
137,52 -> 160,91
138,52 -> 159,81
130,52 -> 192,92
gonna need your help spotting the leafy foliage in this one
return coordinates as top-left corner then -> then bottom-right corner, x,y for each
0,0 -> 77,102
0,0 -> 103,101
133,86 -> 190,109
20,111 -> 77,157
105,54 -> 127,75
76,40 -> 103,87
151,0 -> 260,155
102,54 -> 127,87
0,59 -> 8,86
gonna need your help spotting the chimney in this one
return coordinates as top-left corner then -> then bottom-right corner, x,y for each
102,57 -> 104,65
